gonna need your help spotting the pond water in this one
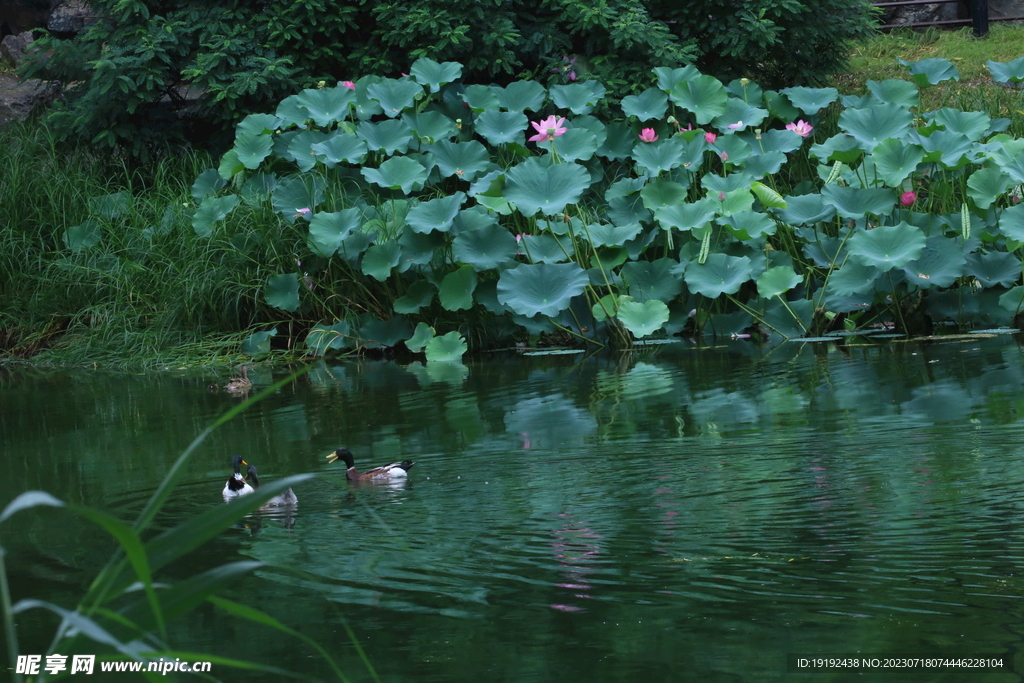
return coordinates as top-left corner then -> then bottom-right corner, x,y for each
3,335 -> 1024,682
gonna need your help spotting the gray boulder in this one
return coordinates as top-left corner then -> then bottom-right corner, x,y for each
48,0 -> 96,34
0,76 -> 59,127
1,31 -> 34,67
883,2 -> 961,26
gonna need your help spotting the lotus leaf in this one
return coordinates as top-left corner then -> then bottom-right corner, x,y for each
826,262 -> 879,296
394,281 -> 437,314
839,104 -> 913,151
294,86 -> 355,126
357,119 -> 413,154
987,56 -> 1024,83
462,84 -> 500,112
237,113 -> 281,136
308,209 -> 361,257
597,122 -> 638,161
741,129 -> 804,155
521,234 -> 573,263
439,265 -> 478,311
684,254 -> 753,298
774,194 -> 836,225
550,81 -> 605,115
585,222 -> 643,248
998,203 -> 1024,241
641,180 -> 688,211
275,94 -> 310,127
406,193 -> 466,234
712,98 -> 767,131
621,258 -> 683,302
453,206 -> 498,233
608,195 -> 651,226
272,176 -> 325,221
821,185 -> 896,219
361,157 -> 428,195
763,90 -> 800,121
265,273 -> 300,312
361,242 -> 402,281
425,331 -> 468,362
311,133 -> 367,166
763,299 -> 813,338
452,223 -> 518,270
965,251 -> 1021,287
234,132 -> 273,169
191,169 -> 226,202
243,328 -> 278,356
494,80 -> 547,112
910,130 -> 973,168
780,86 -> 839,114
410,58 -> 462,93
192,195 -> 239,237
632,137 -> 685,176
474,110 -> 528,146
703,172 -> 753,194
591,247 -> 628,270
617,298 -> 670,337
655,197 -> 717,231
967,167 -> 1012,210
621,88 -> 669,121
496,262 -> 590,317
901,235 -> 966,288
719,210 -> 777,240
653,66 -> 700,92
900,57 -> 959,88
403,111 -> 457,143
712,135 -> 752,165
848,222 -> 926,271
727,78 -> 764,104
304,323 -> 350,355
715,188 -> 755,216
367,79 -> 423,117
285,130 -> 331,172
810,134 -> 863,164
64,219 -> 101,252
358,316 -> 414,349
927,108 -> 990,141
397,227 -> 444,271
750,182 -> 786,209
756,265 -> 801,298
503,158 -> 590,216
240,173 -> 277,207
669,75 -> 728,124
404,321 -> 434,352
866,79 -> 920,108
546,128 -> 597,162
218,149 -> 244,179
872,138 -> 924,187
742,151 -> 787,178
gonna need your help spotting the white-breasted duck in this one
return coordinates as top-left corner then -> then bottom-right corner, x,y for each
326,447 -> 415,481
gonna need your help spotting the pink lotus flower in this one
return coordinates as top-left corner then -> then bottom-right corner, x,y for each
638,128 -> 658,143
717,192 -> 726,201
727,121 -> 744,130
900,191 -> 917,206
720,151 -> 729,162
529,115 -> 568,143
704,132 -> 717,144
786,119 -> 813,138
340,81 -> 356,90
294,207 -> 311,218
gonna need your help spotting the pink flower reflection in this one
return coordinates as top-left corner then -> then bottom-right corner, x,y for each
548,515 -> 603,613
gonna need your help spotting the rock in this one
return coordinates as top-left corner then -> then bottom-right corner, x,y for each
0,76 -> 59,127
1,31 -> 34,67
883,2 -> 962,26
47,0 -> 96,34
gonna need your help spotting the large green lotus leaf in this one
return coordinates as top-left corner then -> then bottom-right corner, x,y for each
496,262 -> 589,317
809,134 -> 863,163
596,122 -> 637,162
669,75 -> 728,124
641,179 -> 689,211
361,157 -> 428,195
394,280 -> 436,314
494,80 -> 546,112
741,151 -> 787,179
712,135 -> 752,165
653,65 -> 700,92
927,108 -> 990,141
474,110 -> 527,146
358,316 -> 414,349
550,81 -> 605,115
427,140 -> 490,181
453,206 -> 498,233
361,241 -> 402,281
763,90 -> 800,121
275,94 -> 310,127
967,167 -> 1012,209
719,210 -> 777,240
294,86 -> 355,126
621,258 -> 683,302
410,58 -> 462,93
462,84 -> 500,112
839,103 -> 913,151
608,194 -> 651,226
352,77 -> 384,120
425,331 -> 468,362
750,182 -> 786,210
308,208 -> 361,257
998,203 -> 1024,241
305,322 -> 350,355
712,98 -> 767,131
780,86 -> 839,114
901,235 -> 966,288
357,119 -> 413,154
727,77 -> 764,103
848,222 -> 926,272
774,193 -> 836,225
272,176 -> 325,220
910,130 -> 973,168
439,265 -> 478,311
567,115 -> 607,147
756,265 -> 801,298
192,195 -> 239,237
684,254 -> 752,298
521,234 -> 573,263
237,113 -> 281,137
987,56 -> 1024,83
218,149 -> 244,179
872,138 -> 925,187
632,137 -> 685,176
503,158 -> 590,216
243,327 -> 278,356
234,132 -> 273,169
585,222 -> 643,247
762,298 -> 814,339
591,246 -> 628,270
406,192 -> 465,233
404,322 -> 433,352
826,261 -> 878,296
702,172 -> 753,194
266,272 -> 300,312
621,88 -> 669,121
547,128 -> 597,162
191,169 -> 226,202
966,251 -> 1021,287
402,111 -> 457,143
821,185 -> 896,219
367,79 -> 423,117
713,188 -> 755,216
285,130 -> 331,172
396,227 -> 444,271
240,172 -> 278,207
655,197 -> 717,231
64,219 -> 101,252
999,286 -> 1024,314
866,79 -> 920,108
452,222 -> 517,270
617,298 -> 670,337
899,57 -> 959,88
311,133 -> 367,166
740,129 -> 803,155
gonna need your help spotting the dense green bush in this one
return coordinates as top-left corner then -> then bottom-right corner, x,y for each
23,0 -> 875,156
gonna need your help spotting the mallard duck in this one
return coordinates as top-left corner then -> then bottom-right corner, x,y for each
326,447 -> 415,481
223,454 -> 254,499
246,464 -> 298,505
224,365 -> 252,394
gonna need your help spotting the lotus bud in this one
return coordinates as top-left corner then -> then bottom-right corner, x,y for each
740,78 -> 750,86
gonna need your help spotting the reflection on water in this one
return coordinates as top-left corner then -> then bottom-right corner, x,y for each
4,336 -> 1024,680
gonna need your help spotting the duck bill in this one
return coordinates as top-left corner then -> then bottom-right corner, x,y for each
325,452 -> 339,463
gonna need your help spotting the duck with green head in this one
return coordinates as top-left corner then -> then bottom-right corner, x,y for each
223,454 -> 254,499
326,448 -> 415,481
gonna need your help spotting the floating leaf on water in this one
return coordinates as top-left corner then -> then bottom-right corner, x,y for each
617,298 -> 670,337
522,349 -> 586,356
968,328 -> 1019,334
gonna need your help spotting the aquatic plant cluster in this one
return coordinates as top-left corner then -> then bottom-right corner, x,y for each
62,56 -> 1024,355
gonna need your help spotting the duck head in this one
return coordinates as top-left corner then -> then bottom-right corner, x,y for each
326,448 -> 355,468
246,464 -> 261,488
231,454 -> 248,474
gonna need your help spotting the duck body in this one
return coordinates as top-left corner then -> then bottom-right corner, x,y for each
223,454 -> 255,499
327,447 -> 415,481
246,464 -> 298,505
224,365 -> 252,394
